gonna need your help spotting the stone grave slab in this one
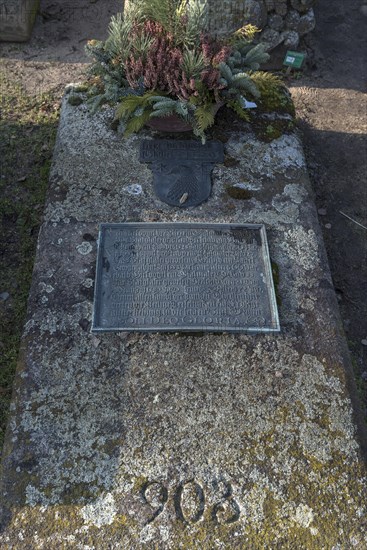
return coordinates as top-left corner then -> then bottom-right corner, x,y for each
0,0 -> 39,42
92,222 -> 280,333
0,96 -> 366,548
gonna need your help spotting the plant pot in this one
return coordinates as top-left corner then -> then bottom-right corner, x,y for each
146,114 -> 192,133
146,102 -> 224,133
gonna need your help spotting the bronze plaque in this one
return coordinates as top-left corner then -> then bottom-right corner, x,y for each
92,223 -> 280,333
140,140 -> 224,207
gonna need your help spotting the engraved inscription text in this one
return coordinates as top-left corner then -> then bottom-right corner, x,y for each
93,223 -> 280,332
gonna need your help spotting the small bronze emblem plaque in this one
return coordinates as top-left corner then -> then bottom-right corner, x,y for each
92,223 -> 280,333
140,140 -> 224,208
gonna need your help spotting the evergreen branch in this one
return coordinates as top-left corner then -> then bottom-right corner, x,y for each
115,91 -> 159,120
146,94 -> 170,103
249,71 -> 284,92
244,43 -> 270,69
194,104 -> 215,131
219,62 -> 233,84
124,109 -> 152,135
230,73 -> 261,98
226,99 -> 251,121
151,99 -> 178,110
149,109 -> 174,118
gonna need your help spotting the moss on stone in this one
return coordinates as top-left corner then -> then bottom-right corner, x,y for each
132,475 -> 149,493
68,95 -> 84,107
72,84 -> 89,93
271,260 -> 282,307
254,118 -> 295,143
169,515 -> 242,549
258,86 -> 296,118
226,185 -> 253,200
223,155 -> 240,167
60,482 -> 98,504
265,124 -> 282,140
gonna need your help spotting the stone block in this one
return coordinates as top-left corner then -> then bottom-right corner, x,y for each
280,29 -> 300,49
0,0 -> 39,42
290,0 -> 315,14
0,97 -> 366,547
264,0 -> 275,12
243,0 -> 267,28
260,27 -> 282,50
284,9 -> 301,30
275,0 -> 288,16
268,13 -> 284,31
297,8 -> 316,36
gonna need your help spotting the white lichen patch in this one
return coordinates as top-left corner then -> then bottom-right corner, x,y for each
58,100 -> 118,147
80,493 -> 117,528
279,227 -> 319,271
24,301 -> 92,336
302,296 -> 317,311
124,183 -> 143,195
283,183 -> 308,204
298,422 -> 333,461
225,133 -> 305,180
264,134 -> 306,171
293,504 -> 314,528
26,485 -> 49,506
81,278 -> 94,288
76,242 -> 93,255
271,194 -> 300,220
39,283 -> 54,294
233,181 -> 262,191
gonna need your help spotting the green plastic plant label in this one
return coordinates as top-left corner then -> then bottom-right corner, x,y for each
283,51 -> 305,69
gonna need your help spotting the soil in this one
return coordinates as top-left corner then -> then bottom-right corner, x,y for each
0,0 -> 366,416
289,0 -> 367,412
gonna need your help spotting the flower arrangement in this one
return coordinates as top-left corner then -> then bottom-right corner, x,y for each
86,0 -> 287,142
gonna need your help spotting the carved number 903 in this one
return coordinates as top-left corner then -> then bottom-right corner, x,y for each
141,480 -> 240,525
